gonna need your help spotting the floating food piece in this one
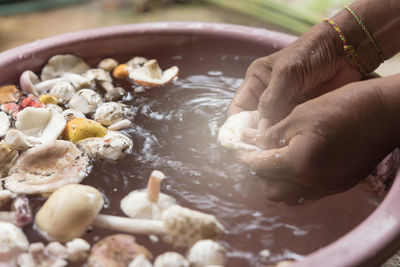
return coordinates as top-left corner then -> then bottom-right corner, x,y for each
129,254 -> 153,267
88,234 -> 152,267
19,70 -> 41,95
61,72 -> 91,89
41,54 -> 90,81
1,103 -> 19,116
108,119 -> 132,131
186,240 -> 227,267
0,222 -> 29,264
49,81 -> 75,103
68,89 -> 102,114
126,56 -> 148,68
62,109 -> 86,122
0,190 -> 12,208
104,85 -> 126,102
35,184 -> 103,242
129,59 -> 179,87
0,111 -> 10,137
39,94 -> 58,104
93,102 -> 135,127
85,68 -> 112,83
17,242 -> 69,267
154,252 -> 189,267
64,118 -> 107,143
66,238 -> 90,262
120,170 -> 176,220
76,130 -> 132,161
0,85 -> 23,104
98,58 -> 119,71
113,64 -> 130,79
5,140 -> 90,195
19,95 -> 43,109
4,129 -> 37,150
0,140 -> 18,177
217,110 -> 261,151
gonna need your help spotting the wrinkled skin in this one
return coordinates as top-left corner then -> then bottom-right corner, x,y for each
239,77 -> 400,202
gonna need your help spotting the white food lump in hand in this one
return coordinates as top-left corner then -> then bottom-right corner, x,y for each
217,110 -> 261,151
93,102 -> 135,127
68,89 -> 102,114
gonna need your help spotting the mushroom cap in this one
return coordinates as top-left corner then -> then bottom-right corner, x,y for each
84,68 -> 112,83
0,85 -> 23,105
120,190 -> 176,220
126,56 -> 148,68
0,222 -> 29,263
68,89 -> 102,114
61,72 -> 91,89
66,238 -> 90,262
0,111 -> 10,137
64,118 -> 107,144
76,130 -> 132,161
19,70 -> 40,95
15,107 -> 66,144
0,140 -> 18,177
98,58 -> 119,72
129,59 -> 179,88
162,206 -> 225,247
49,81 -> 75,103
35,184 -> 103,242
108,119 -> 132,131
217,110 -> 261,151
5,140 -> 90,194
93,102 -> 135,127
186,240 -> 227,267
4,129 -> 38,151
154,252 -> 189,267
41,54 -> 90,81
88,234 -> 151,267
129,254 -> 153,267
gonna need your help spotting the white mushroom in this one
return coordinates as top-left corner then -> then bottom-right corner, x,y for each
19,70 -> 40,95
61,72 -> 91,89
49,80 -> 76,103
129,254 -> 153,267
129,59 -> 179,87
76,130 -> 133,161
68,89 -> 102,114
0,140 -> 18,177
0,111 -> 10,137
0,222 -> 29,265
186,240 -> 227,267
93,102 -> 135,127
98,58 -> 119,71
120,170 -> 176,220
41,54 -> 90,81
126,56 -> 148,68
84,68 -> 112,83
108,119 -> 132,131
154,252 -> 189,267
218,111 -> 261,151
104,85 -> 126,102
66,238 -> 90,262
62,108 -> 86,122
4,129 -> 38,151
5,140 -> 90,195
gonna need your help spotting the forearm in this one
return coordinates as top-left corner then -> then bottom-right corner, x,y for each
332,0 -> 400,72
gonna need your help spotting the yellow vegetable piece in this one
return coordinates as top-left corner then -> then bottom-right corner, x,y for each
39,94 -> 58,104
113,64 -> 130,80
0,85 -> 23,104
64,118 -> 107,143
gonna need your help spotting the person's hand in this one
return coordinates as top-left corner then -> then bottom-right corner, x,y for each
239,78 -> 398,202
229,23 -> 362,129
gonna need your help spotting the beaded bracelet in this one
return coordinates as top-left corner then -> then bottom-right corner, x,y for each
344,6 -> 385,63
323,17 -> 368,76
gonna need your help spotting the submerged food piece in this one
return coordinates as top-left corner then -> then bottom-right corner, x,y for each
113,64 -> 130,80
129,59 -> 179,87
49,81 -> 75,103
5,140 -> 90,194
39,94 -> 58,104
120,170 -> 176,220
0,140 -> 18,177
88,234 -> 151,267
64,118 -> 107,143
0,222 -> 29,265
108,119 -> 132,131
17,241 -> 69,267
154,252 -> 189,267
0,85 -> 23,104
186,240 -> 227,267
76,130 -> 132,161
93,102 -> 135,127
218,110 -> 261,151
35,184 -> 104,242
41,54 -> 90,81
68,89 -> 102,114
14,195 -> 33,228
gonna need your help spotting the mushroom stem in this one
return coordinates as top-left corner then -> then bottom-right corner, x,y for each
0,211 -> 16,224
146,170 -> 166,203
93,214 -> 165,235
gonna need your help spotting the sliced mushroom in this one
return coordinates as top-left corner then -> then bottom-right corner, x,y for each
0,85 -> 23,105
186,240 -> 227,267
4,129 -> 38,151
0,140 -> 18,177
49,80 -> 76,103
120,170 -> 176,220
76,130 -> 132,161
129,254 -> 153,267
0,221 -> 29,264
98,58 -> 119,72
20,70 -> 66,96
62,109 -> 86,122
108,119 -> 132,131
129,59 -> 179,87
64,118 -> 107,144
0,111 -> 10,138
5,140 -> 90,195
88,234 -> 152,267
41,54 -> 90,81
68,89 -> 102,114
154,252 -> 189,267
218,111 -> 261,151
93,102 -> 135,127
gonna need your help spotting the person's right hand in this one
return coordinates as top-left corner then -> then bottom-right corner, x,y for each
229,23 -> 363,129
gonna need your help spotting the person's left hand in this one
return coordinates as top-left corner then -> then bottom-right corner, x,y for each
239,78 -> 397,201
